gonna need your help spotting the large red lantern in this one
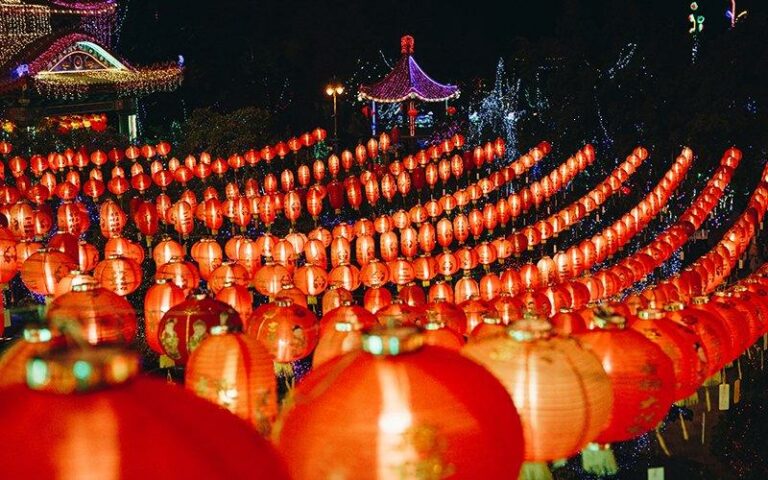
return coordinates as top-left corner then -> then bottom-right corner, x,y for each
275,327 -> 525,479
0,347 -> 289,479
576,309 -> 675,446
462,316 -> 613,469
93,255 -> 142,297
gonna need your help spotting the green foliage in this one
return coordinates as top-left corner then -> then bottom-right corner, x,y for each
178,106 -> 273,157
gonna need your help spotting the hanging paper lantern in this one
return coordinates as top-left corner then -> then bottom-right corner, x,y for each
93,255 -> 142,297
363,286 -> 392,314
186,326 -> 277,434
576,309 -> 675,452
215,282 -> 254,324
275,327 -> 525,480
156,258 -> 200,296
47,282 -> 137,345
462,315 -> 613,474
0,347 -> 289,479
632,308 -> 707,401
21,248 -> 78,296
144,279 -> 185,354
247,297 -> 319,363
158,294 -> 242,366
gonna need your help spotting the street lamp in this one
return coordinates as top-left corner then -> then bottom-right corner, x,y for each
325,83 -> 344,148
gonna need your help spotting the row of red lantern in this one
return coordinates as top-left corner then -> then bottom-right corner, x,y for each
152,140 -> 557,238
1,149 -> 710,305
0,139 -> 547,243
0,127 -> 328,176
0,129 -> 464,205
570,151 -> 741,303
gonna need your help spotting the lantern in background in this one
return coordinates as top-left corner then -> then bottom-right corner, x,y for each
158,294 -> 242,366
247,297 -> 319,363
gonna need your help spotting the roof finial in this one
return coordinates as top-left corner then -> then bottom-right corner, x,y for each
401,35 -> 414,55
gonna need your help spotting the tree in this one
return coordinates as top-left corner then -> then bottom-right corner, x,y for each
178,106 -> 273,157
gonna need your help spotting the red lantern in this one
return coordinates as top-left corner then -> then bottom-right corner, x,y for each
247,297 -> 319,363
275,327 -> 524,480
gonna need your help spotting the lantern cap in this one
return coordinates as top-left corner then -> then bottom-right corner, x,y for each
591,306 -> 627,330
665,302 -> 685,312
362,326 -> 423,356
637,308 -> 664,320
507,316 -> 552,341
691,295 -> 710,305
26,346 -> 139,394
334,321 -> 354,333
23,325 -> 53,343
71,281 -> 98,293
482,314 -> 502,325
210,325 -> 232,336
274,296 -> 294,308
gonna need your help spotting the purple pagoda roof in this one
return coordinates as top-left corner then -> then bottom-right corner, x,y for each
358,35 -> 460,103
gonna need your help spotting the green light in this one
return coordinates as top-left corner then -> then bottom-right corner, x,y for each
366,336 -> 383,355
27,359 -> 49,387
73,360 -> 92,381
388,337 -> 400,355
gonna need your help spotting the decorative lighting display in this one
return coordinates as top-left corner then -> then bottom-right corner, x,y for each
0,3 -> 182,103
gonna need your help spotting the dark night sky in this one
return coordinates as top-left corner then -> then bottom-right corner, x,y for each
118,0 -> 766,133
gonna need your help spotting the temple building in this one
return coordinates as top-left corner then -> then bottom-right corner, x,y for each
0,0 -> 183,140
359,35 -> 459,139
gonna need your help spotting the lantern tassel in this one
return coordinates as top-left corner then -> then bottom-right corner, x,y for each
705,387 -> 712,412
655,426 -> 671,457
737,359 -> 743,380
274,361 -> 294,377
677,391 -> 699,407
159,355 -> 175,369
581,443 -> 618,476
518,462 -> 553,480
701,412 -> 706,445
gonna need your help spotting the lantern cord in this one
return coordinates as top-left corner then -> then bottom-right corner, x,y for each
737,359 -> 743,380
655,426 -> 671,457
701,412 -> 707,445
678,411 -> 689,441
705,387 -> 712,412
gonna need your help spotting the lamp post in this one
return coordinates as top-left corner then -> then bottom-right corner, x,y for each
325,83 -> 344,150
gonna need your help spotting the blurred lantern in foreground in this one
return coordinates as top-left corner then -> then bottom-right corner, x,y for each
0,347 -> 289,479
275,327 -> 525,479
186,326 -> 277,434
462,315 -> 612,478
0,325 -> 59,388
157,294 -> 242,366
576,308 -> 675,475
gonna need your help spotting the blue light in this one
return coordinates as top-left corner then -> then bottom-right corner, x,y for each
12,64 -> 29,79
178,55 -> 185,67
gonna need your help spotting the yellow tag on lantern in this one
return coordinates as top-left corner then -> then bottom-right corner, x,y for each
648,467 -> 665,480
734,379 -> 741,404
719,383 -> 730,410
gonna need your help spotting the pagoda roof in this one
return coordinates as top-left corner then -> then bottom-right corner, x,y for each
0,32 -> 183,99
358,35 -> 459,104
